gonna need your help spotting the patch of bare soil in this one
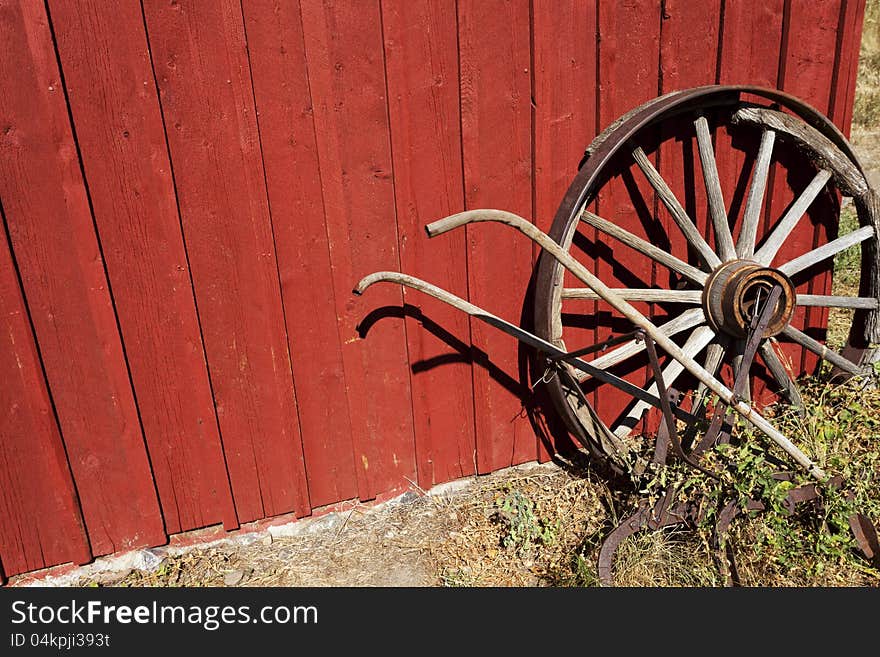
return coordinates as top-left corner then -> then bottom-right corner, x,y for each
66,461 -> 605,588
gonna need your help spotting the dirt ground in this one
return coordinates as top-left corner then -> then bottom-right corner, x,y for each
24,460 -> 605,588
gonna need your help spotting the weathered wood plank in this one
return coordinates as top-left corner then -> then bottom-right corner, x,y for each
775,0 -> 844,378
0,220 -> 92,577
754,169 -> 833,266
142,0 -> 310,521
0,0 -> 165,555
779,225 -> 874,277
717,0 -> 787,403
796,294 -> 879,309
241,0 -> 358,508
595,0 -> 663,436
49,0 -> 238,534
299,0 -> 417,497
381,0 -> 477,487
658,0 -> 722,423
458,0 -> 535,473
533,0 -> 598,462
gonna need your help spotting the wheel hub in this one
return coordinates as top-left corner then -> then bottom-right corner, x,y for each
703,260 -> 796,338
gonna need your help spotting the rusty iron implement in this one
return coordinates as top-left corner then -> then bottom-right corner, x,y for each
355,85 -> 880,585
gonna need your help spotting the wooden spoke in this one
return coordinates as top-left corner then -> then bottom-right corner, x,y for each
613,325 -> 716,437
737,129 -> 776,259
562,288 -> 702,303
754,169 -> 832,266
693,339 -> 729,415
796,294 -> 879,309
759,341 -> 804,410
695,115 -> 736,261
632,146 -> 721,270
778,225 -> 874,277
574,307 -> 705,382
580,210 -> 708,285
780,324 -> 862,375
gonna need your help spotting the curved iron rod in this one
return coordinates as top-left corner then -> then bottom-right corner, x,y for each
424,209 -> 828,481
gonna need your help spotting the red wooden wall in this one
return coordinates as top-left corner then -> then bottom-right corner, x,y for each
0,0 -> 865,580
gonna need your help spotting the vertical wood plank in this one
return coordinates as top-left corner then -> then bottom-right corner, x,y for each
142,0 -> 310,522
47,0 -> 238,534
595,0 -> 662,432
659,0 -> 721,264
381,0 -> 478,487
241,0 -> 358,509
830,0 -> 867,136
717,0 -> 786,245
715,0 -> 788,400
654,0 -> 722,417
0,219 -> 92,577
777,0 -> 844,377
299,0 -> 417,499
533,1 -> 599,460
533,1 -> 598,237
458,0 -> 535,473
0,0 -> 165,556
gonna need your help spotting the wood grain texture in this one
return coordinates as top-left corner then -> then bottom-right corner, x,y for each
381,0 -> 477,487
776,0 -> 843,379
658,0 -> 721,419
458,0 -> 535,473
48,0 -> 238,534
241,0 -> 358,508
716,0 -> 786,404
0,0 -> 867,578
0,221 -> 92,577
830,0 -> 867,137
299,0 -> 417,499
142,0 -> 310,522
595,0 -> 662,434
533,0 -> 598,461
0,0 -> 165,556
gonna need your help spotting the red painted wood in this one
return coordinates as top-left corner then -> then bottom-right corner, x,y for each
141,0 -> 310,522
832,0 -> 867,137
0,0 -> 165,556
241,0 -> 359,508
458,0 -> 535,473
533,3 -> 598,237
0,224 -> 92,577
298,0 -> 417,498
381,0 -> 478,487
715,0 -> 788,400
775,0 -> 842,378
0,1 -> 867,578
533,1 -> 599,460
47,0 -> 238,534
717,0 -> 785,240
657,1 -> 721,414
658,1 -> 721,266
594,0 -> 662,434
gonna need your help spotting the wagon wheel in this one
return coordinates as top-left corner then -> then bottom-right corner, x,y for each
533,85 -> 880,476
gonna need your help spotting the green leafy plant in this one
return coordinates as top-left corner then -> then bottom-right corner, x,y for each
493,487 -> 559,555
